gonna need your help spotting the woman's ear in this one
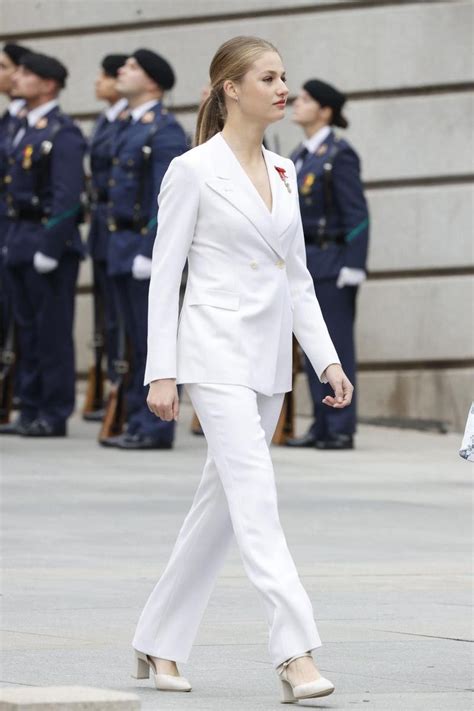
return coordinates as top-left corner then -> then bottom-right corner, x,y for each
222,79 -> 239,102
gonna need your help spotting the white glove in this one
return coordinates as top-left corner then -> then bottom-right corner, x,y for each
33,251 -> 59,274
132,254 -> 152,280
336,267 -> 366,289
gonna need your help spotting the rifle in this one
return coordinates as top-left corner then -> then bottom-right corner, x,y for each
190,411 -> 204,436
98,304 -> 129,442
83,261 -> 106,421
0,301 -> 16,425
272,338 -> 300,445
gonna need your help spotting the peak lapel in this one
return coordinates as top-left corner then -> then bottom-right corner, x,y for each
205,133 -> 284,258
262,148 -> 296,247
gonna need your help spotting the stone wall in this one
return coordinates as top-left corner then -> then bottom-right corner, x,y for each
1,0 -> 472,430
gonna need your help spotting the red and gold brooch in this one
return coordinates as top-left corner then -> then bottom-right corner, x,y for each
275,166 -> 291,193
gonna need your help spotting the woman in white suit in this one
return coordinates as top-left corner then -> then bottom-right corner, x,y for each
131,36 -> 353,703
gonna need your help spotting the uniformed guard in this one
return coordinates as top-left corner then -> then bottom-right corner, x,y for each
0,52 -> 86,436
0,43 -> 32,226
83,53 -> 128,420
0,43 -> 32,423
286,79 -> 369,450
101,49 -> 188,450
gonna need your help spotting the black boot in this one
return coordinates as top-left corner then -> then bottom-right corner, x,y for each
0,416 -> 34,436
315,434 -> 354,450
22,419 -> 67,437
285,428 -> 317,447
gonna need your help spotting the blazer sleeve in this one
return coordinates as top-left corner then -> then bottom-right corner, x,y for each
144,155 -> 199,385
285,159 -> 341,383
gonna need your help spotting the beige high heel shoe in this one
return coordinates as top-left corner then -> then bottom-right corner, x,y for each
277,651 -> 335,703
131,649 -> 192,692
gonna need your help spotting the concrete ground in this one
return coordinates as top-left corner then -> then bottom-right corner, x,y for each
1,403 -> 472,710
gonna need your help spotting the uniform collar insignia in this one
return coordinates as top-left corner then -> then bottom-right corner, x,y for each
316,143 -> 328,156
35,117 -> 48,129
141,111 -> 155,123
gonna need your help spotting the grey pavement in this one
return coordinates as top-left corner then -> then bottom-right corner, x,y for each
1,402 -> 472,710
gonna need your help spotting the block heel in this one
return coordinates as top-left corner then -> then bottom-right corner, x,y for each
131,650 -> 150,679
280,677 -> 297,703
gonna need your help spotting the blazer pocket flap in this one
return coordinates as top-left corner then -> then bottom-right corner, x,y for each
187,288 -> 240,311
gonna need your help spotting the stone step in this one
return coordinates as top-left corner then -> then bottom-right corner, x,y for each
0,686 -> 140,711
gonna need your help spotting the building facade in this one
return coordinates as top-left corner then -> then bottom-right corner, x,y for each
1,0 -> 472,430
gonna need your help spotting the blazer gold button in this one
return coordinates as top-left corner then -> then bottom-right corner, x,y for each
276,259 -> 285,269
250,261 -> 258,269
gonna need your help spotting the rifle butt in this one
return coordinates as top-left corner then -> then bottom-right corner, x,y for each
0,371 -> 14,425
98,386 -> 125,442
83,365 -> 105,416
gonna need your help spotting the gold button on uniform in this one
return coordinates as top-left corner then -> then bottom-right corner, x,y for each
250,261 -> 258,270
276,259 -> 285,269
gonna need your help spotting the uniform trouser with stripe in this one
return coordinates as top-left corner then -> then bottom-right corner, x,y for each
132,383 -> 322,669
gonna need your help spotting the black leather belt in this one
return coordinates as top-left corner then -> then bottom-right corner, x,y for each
7,205 -> 48,222
108,217 -> 147,234
304,231 -> 345,248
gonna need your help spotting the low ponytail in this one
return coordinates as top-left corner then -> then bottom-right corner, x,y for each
194,36 -> 279,147
195,88 -> 225,146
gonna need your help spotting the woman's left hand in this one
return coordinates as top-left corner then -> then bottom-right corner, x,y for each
322,363 -> 354,408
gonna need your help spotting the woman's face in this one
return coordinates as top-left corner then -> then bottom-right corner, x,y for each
292,89 -> 322,126
0,52 -> 17,94
95,70 -> 119,101
230,50 -> 288,125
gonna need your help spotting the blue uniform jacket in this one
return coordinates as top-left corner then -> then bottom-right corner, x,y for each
107,101 -> 188,276
290,130 -> 369,281
0,109 -> 22,246
3,105 -> 86,266
87,112 -> 124,262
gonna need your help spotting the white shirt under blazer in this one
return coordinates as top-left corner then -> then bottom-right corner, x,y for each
144,131 -> 340,397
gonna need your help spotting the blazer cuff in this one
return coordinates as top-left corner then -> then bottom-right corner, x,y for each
319,360 -> 341,384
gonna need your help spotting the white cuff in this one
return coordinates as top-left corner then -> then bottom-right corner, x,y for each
336,267 -> 366,289
33,252 -> 59,274
132,254 -> 152,280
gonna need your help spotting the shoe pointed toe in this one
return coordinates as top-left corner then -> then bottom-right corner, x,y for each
293,675 -> 335,699
154,673 -> 192,692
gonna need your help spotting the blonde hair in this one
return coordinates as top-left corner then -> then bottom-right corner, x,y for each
195,36 -> 279,146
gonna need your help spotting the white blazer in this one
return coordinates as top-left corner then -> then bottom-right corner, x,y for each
144,131 -> 340,396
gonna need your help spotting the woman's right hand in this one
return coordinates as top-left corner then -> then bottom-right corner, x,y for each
147,379 -> 179,421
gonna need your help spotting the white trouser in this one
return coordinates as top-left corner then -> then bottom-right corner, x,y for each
132,383 -> 322,669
